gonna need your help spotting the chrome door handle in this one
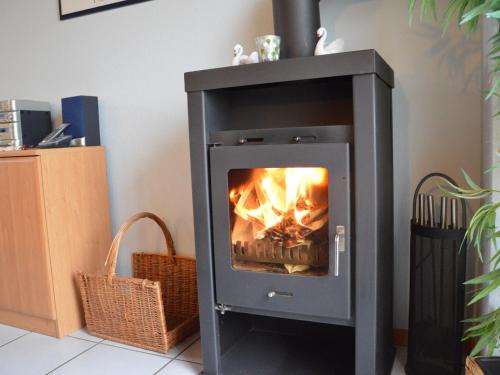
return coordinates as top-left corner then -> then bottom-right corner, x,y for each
334,225 -> 345,277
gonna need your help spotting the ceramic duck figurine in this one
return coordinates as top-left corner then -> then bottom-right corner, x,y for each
314,27 -> 345,56
232,44 -> 258,66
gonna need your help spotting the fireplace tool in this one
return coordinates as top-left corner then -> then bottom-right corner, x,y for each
406,172 -> 467,375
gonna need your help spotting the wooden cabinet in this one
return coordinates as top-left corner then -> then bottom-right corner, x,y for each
0,147 -> 112,337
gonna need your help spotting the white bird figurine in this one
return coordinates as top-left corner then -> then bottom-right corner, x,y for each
232,44 -> 258,66
314,27 -> 345,56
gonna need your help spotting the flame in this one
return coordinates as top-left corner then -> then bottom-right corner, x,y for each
230,168 -> 328,246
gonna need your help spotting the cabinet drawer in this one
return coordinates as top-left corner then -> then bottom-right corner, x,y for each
0,157 -> 56,320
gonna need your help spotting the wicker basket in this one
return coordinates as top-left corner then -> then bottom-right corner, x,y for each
466,357 -> 484,375
77,212 -> 199,353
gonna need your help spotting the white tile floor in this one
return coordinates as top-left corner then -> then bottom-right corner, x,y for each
0,323 -> 406,374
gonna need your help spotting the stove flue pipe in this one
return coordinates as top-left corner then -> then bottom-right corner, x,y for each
272,0 -> 321,58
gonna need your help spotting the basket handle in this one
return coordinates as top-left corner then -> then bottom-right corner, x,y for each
104,212 -> 176,278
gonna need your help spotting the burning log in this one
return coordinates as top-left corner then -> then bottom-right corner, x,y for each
254,205 -> 327,248
303,206 -> 328,227
233,239 -> 328,269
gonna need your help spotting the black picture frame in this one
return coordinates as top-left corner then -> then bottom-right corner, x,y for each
59,0 -> 152,20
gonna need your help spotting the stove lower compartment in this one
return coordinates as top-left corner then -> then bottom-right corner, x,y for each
219,312 -> 356,375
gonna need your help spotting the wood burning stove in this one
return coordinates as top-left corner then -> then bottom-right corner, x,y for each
185,50 -> 394,374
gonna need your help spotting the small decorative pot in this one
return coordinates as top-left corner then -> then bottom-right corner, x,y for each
256,35 -> 281,62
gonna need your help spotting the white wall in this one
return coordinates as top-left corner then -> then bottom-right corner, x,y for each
0,0 -> 481,329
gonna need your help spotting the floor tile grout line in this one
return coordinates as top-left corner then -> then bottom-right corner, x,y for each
99,342 -> 177,359
152,358 -> 174,375
0,331 -> 31,349
44,342 -> 100,375
96,334 -> 200,360
152,358 -> 203,375
68,335 -> 104,344
174,337 -> 200,360
174,358 -> 204,365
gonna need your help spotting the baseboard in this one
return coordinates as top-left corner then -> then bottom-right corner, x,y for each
393,328 -> 408,347
0,309 -> 58,337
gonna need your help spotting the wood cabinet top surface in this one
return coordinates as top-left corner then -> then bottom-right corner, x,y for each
0,146 -> 104,158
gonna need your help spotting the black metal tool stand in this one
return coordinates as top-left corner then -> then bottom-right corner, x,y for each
406,173 -> 467,375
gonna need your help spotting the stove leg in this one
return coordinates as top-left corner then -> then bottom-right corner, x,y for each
353,75 -> 394,375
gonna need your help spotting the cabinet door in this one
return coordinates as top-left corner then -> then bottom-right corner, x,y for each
0,157 -> 56,320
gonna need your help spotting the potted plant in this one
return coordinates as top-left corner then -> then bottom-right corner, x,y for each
409,1 -> 500,373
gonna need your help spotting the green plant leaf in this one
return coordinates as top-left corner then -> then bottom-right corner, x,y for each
463,309 -> 497,323
464,268 -> 500,285
462,168 -> 481,189
488,44 -> 500,57
467,278 -> 500,305
469,328 -> 497,357
486,10 -> 500,18
489,31 -> 500,43
484,161 -> 500,172
464,314 -> 495,333
420,0 -> 437,21
473,209 -> 491,250
408,0 -> 417,24
442,0 -> 478,33
489,247 -> 500,268
486,79 -> 500,100
461,2 -> 495,25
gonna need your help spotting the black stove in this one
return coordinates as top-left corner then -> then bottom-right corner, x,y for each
185,50 -> 395,375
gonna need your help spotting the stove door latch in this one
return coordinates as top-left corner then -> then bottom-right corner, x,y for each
215,304 -> 232,315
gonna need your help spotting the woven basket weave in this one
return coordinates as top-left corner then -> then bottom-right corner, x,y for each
466,357 -> 484,375
78,212 -> 199,353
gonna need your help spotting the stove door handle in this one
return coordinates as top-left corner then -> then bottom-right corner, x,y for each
334,225 -> 346,277
267,290 -> 293,298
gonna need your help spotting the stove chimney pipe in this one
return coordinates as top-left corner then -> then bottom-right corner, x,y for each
272,0 -> 321,59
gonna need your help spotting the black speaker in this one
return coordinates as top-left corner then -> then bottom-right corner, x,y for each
61,96 -> 100,146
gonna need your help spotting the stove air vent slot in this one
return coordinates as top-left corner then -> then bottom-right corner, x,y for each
238,137 -> 265,145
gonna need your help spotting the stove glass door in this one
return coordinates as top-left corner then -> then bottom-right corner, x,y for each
210,143 -> 351,320
228,167 -> 329,276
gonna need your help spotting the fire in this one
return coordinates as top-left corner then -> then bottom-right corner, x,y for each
229,168 -> 328,247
